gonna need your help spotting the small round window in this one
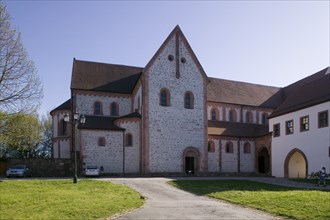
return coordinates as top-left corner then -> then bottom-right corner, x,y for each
181,57 -> 186,63
168,55 -> 174,61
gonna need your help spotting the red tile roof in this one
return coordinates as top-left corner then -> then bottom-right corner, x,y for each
71,59 -> 143,90
207,78 -> 280,107
269,67 -> 330,118
208,120 -> 269,138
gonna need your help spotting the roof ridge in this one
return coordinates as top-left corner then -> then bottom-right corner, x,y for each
74,58 -> 143,69
208,77 -> 281,89
282,66 -> 329,91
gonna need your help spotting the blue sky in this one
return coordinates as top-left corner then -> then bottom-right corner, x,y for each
4,1 -> 329,116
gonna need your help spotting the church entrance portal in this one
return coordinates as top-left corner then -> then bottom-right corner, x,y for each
258,147 -> 270,174
185,157 -> 194,174
182,147 -> 200,175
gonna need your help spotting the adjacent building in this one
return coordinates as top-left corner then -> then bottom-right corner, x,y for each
269,68 -> 330,178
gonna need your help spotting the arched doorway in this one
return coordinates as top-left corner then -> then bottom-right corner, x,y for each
284,149 -> 308,178
182,147 -> 200,175
257,147 -> 270,174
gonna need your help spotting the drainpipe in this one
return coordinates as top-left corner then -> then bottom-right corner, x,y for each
238,138 -> 241,174
140,110 -> 143,175
122,130 -> 125,176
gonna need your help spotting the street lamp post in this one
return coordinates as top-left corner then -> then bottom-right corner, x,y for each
64,111 -> 86,184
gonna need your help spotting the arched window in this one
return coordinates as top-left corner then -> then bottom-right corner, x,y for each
98,137 -> 106,146
243,142 -> 251,154
94,101 -> 103,115
246,111 -> 253,123
160,88 -> 170,106
211,108 -> 218,120
59,119 -> 67,136
229,110 -> 236,122
262,113 -> 268,124
184,91 -> 194,109
225,141 -> 234,153
110,102 -> 119,116
208,141 -> 215,153
126,133 -> 133,147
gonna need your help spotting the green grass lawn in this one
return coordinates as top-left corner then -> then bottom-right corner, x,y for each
0,179 -> 144,220
169,180 -> 330,220
289,178 -> 323,185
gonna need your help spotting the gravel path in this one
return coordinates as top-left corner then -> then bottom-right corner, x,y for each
106,177 -> 284,220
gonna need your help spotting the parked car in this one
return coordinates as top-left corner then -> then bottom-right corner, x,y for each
6,165 -> 32,178
85,166 -> 100,177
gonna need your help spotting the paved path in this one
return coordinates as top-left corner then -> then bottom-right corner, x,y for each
172,176 -> 330,190
107,177 -> 283,220
240,177 -> 330,190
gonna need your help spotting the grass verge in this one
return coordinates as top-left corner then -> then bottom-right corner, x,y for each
168,180 -> 330,220
289,178 -> 324,185
0,179 -> 144,220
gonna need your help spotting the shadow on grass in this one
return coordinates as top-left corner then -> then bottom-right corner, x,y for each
169,179 -> 326,195
289,178 -> 320,184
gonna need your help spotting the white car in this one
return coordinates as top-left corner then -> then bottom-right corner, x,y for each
6,165 -> 32,177
85,166 -> 100,177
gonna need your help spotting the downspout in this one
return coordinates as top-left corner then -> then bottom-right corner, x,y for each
122,130 -> 125,176
219,139 -> 222,173
140,109 -> 143,175
71,93 -> 75,172
238,138 -> 241,174
140,85 -> 144,175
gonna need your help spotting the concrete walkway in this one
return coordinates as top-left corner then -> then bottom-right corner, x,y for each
107,177 -> 286,220
239,176 -> 330,190
172,176 -> 330,190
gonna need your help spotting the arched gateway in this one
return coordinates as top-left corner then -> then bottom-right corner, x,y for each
182,147 -> 200,175
284,148 -> 308,178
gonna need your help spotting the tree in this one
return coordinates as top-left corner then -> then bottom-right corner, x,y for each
0,113 -> 42,158
39,113 -> 53,158
0,2 -> 43,114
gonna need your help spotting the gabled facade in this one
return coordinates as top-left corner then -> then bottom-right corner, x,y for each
51,26 -> 330,177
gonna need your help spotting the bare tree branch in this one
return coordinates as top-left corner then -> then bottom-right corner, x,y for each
0,3 -> 43,114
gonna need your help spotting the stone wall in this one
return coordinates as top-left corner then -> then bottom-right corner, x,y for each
81,130 -> 124,174
76,94 -> 131,116
207,102 -> 272,124
239,140 -> 255,172
221,139 -> 238,172
208,138 -> 220,172
6,158 -> 74,177
146,34 -> 206,173
117,119 -> 141,173
53,138 -> 71,159
133,83 -> 142,113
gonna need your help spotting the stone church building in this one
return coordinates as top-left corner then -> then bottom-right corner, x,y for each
51,26 -> 329,177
